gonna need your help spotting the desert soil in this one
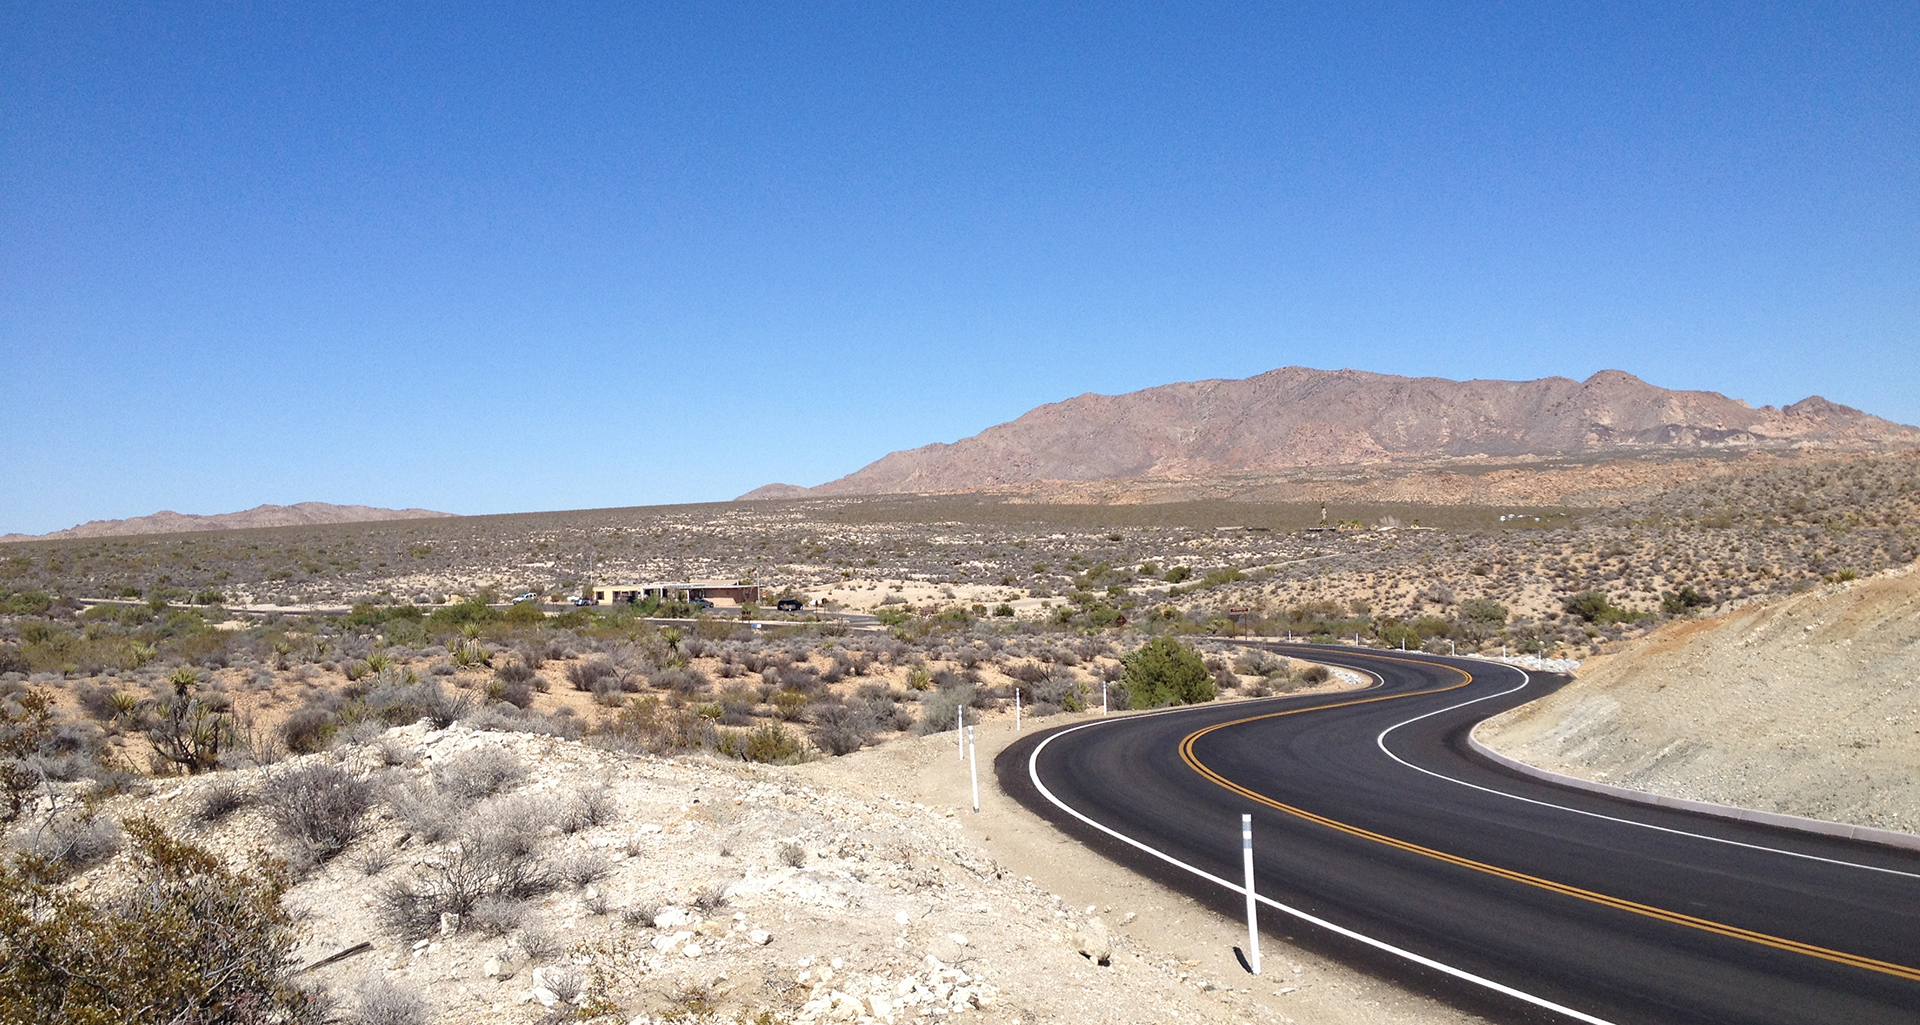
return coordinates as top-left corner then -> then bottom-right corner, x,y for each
1479,563 -> 1920,834
50,677 -> 1498,1025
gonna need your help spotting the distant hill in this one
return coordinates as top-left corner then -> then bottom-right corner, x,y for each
0,502 -> 454,542
740,368 -> 1920,498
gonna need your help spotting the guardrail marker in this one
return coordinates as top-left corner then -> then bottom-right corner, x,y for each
968,725 -> 979,812
1015,687 -> 1021,732
1242,813 -> 1261,975
1102,681 -> 1108,715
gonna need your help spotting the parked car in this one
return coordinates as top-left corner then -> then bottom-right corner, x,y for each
776,598 -> 804,612
511,592 -> 538,604
571,596 -> 598,606
692,598 -> 715,610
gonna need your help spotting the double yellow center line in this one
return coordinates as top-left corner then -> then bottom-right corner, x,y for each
1178,652 -> 1920,983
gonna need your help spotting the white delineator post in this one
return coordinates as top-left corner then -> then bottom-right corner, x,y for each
1015,688 -> 1021,732
1242,813 -> 1261,975
1102,681 -> 1108,715
968,726 -> 979,813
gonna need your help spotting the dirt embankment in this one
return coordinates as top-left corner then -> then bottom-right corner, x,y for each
1479,565 -> 1920,834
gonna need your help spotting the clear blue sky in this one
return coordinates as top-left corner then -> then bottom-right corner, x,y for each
4,3 -> 1915,534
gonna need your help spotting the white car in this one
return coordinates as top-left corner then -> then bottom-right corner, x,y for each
511,593 -> 539,604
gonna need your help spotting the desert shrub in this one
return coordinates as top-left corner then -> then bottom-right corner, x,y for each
1563,590 -> 1619,624
718,721 -> 804,764
18,812 -> 124,878
192,778 -> 252,825
518,924 -> 564,960
375,813 -> 557,938
0,689 -> 58,821
776,841 -> 806,867
803,702 -> 872,756
385,781 -> 458,843
495,661 -> 536,687
691,882 -> 729,913
651,666 -> 711,696
344,676 -> 472,730
1006,661 -> 1048,684
1661,585 -> 1711,615
261,764 -> 374,862
566,658 -> 615,692
1300,664 -> 1332,684
859,691 -> 915,732
347,976 -> 428,1025
1120,637 -> 1214,708
495,676 -> 536,709
1027,672 -> 1086,713
433,745 -> 525,800
912,685 -> 974,735
554,851 -> 611,887
278,707 -> 336,755
467,894 -> 526,935
0,817 -> 309,1024
600,696 -> 717,755
622,901 -> 660,928
769,689 -> 810,721
557,785 -> 618,833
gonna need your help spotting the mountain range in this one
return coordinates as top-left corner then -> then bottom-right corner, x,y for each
741,368 -> 1920,499
0,503 -> 454,543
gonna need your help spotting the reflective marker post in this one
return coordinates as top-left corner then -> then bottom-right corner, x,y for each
1102,681 -> 1108,715
1015,687 -> 1021,732
1242,813 -> 1261,975
968,726 -> 979,813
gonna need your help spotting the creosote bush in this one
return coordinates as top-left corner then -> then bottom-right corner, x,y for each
432,744 -> 525,799
0,816 -> 313,1024
1120,636 -> 1215,708
262,763 -> 374,862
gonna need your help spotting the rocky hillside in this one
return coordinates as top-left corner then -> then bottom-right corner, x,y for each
1478,564 -> 1920,833
1,502 -> 453,543
741,368 -> 1919,498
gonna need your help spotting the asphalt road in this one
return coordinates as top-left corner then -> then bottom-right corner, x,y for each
996,645 -> 1920,1025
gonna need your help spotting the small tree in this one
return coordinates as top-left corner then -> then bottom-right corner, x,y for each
1121,637 -> 1215,708
145,668 -> 232,774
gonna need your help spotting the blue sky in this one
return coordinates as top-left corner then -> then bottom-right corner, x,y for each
3,3 -> 1915,534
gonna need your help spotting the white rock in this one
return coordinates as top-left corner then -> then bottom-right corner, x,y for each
532,987 -> 559,1008
750,929 -> 773,945
894,910 -> 910,926
682,942 -> 704,958
482,957 -> 502,979
1074,918 -> 1112,965
653,907 -> 694,928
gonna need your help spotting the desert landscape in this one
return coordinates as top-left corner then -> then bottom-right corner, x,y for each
4,367 -> 1920,1023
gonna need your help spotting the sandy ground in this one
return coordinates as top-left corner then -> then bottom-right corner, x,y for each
1479,563 -> 1920,834
29,674 -> 1500,1025
801,700 -> 1489,1025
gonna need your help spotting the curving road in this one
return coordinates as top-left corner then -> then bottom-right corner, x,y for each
996,645 -> 1920,1025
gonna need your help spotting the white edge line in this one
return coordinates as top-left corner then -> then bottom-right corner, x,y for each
1025,709 -> 1622,1025
1356,655 -> 1920,881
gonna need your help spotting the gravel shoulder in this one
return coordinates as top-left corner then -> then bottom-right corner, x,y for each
1478,564 -> 1920,835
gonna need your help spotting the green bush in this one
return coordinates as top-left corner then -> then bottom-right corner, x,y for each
1562,591 -> 1616,623
1660,586 -> 1711,615
1120,637 -> 1215,708
0,817 -> 313,1024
